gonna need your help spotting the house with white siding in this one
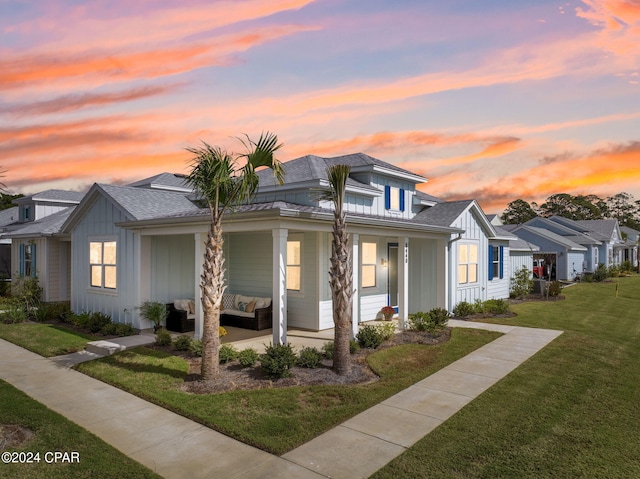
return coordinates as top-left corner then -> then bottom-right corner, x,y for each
44,154 -> 509,343
619,226 -> 639,268
5,190 -> 84,301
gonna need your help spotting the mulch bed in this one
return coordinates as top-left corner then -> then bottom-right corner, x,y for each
147,328 -> 452,394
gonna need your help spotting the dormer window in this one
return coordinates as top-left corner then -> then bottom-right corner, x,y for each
384,186 -> 405,211
23,206 -> 31,221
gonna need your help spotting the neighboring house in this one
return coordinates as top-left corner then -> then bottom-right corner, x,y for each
501,224 -> 587,281
619,226 -> 639,268
59,154 -> 511,343
524,216 -> 601,273
0,207 -> 19,277
4,190 -> 84,299
495,225 -> 539,279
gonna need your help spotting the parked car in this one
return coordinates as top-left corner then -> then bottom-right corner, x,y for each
533,259 -> 545,278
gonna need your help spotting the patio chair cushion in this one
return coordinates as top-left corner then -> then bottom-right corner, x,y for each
222,294 -> 236,311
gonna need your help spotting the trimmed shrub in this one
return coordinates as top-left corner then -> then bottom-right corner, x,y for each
298,347 -> 322,369
155,328 -> 172,346
260,343 -> 297,378
547,281 -> 562,297
189,339 -> 203,357
113,323 -> 135,336
483,299 -> 509,315
85,312 -> 111,333
510,266 -> 534,299
428,307 -> 450,327
408,311 -> 435,332
453,301 -> 475,318
238,348 -> 259,368
219,344 -> 238,363
322,341 -> 334,359
173,335 -> 192,351
593,263 -> 608,282
357,324 -> 386,349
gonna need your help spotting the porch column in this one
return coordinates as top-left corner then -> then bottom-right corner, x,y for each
397,236 -> 409,330
272,228 -> 288,345
193,233 -> 205,340
351,233 -> 359,339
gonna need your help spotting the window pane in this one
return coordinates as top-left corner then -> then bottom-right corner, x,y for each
91,265 -> 102,287
458,265 -> 468,284
459,244 -> 468,263
469,264 -> 478,283
104,266 -> 117,289
389,187 -> 400,210
287,241 -> 300,266
469,244 -> 478,263
362,265 -> 376,287
286,266 -> 301,291
90,242 -> 102,264
362,242 -> 376,264
103,241 -> 117,265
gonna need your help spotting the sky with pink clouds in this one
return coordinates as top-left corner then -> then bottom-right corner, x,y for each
1,0 -> 640,214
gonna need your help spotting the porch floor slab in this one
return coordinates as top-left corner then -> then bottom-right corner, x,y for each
0,321 -> 563,479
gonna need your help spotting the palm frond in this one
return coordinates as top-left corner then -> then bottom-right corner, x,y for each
324,164 -> 351,214
238,131 -> 285,186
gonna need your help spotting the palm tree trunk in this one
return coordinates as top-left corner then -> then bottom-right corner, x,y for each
200,220 -> 225,380
331,210 -> 353,375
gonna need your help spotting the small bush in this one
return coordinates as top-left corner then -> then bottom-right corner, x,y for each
99,323 -> 118,335
113,323 -> 135,336
483,299 -> 509,315
189,339 -> 203,357
155,328 -> 172,346
322,341 -> 334,359
219,344 -> 238,363
428,307 -> 450,327
350,339 -> 360,354
593,263 -> 608,282
357,324 -> 386,349
510,266 -> 534,299
298,347 -> 322,368
238,348 -> 259,368
12,276 -> 43,313
453,301 -> 475,318
173,335 -> 192,351
86,312 -> 112,333
408,311 -> 435,332
547,281 -> 562,297
260,343 -> 297,378
0,301 -> 27,324
620,260 -> 634,273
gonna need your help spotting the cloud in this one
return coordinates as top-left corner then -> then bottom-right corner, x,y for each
2,84 -> 181,116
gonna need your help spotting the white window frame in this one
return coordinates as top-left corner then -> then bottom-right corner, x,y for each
89,237 -> 118,291
458,242 -> 478,285
361,241 -> 377,288
286,237 -> 302,292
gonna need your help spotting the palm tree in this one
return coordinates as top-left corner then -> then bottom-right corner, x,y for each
321,164 -> 354,375
185,132 -> 284,380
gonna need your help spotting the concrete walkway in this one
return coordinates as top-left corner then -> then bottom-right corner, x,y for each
0,321 -> 562,479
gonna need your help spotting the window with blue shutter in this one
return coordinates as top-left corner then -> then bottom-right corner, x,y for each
384,185 -> 391,209
399,188 -> 405,211
19,243 -> 36,277
489,245 -> 504,280
499,246 -> 504,279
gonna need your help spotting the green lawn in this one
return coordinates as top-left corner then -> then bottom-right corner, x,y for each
75,328 -> 499,454
373,276 -> 640,478
0,380 -> 161,479
0,323 -> 96,357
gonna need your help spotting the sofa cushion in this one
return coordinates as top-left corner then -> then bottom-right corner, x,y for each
245,300 -> 256,313
235,294 -> 253,308
188,300 -> 196,314
254,297 -> 271,309
173,299 -> 191,312
222,294 -> 235,311
224,309 -> 255,318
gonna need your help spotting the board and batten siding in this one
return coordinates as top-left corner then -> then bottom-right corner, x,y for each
567,252 -> 586,280
409,238 -> 445,313
70,195 -> 139,326
451,208 -> 488,306
285,231 -> 319,330
150,235 -> 195,303
510,251 -> 533,280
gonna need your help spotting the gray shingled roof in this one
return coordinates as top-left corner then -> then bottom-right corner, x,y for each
412,200 -> 474,227
98,184 -> 199,221
6,207 -> 75,237
528,217 -> 601,245
518,225 -> 587,251
258,153 -> 426,189
126,172 -> 192,191
414,190 -> 444,204
0,207 -> 18,227
15,189 -> 84,204
574,219 -> 619,241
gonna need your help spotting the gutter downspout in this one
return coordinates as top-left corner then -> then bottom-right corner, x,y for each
446,233 -> 463,312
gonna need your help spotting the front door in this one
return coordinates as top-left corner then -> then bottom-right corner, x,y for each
388,244 -> 398,307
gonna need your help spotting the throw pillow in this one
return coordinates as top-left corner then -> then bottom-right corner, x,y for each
245,300 -> 256,313
238,302 -> 247,312
222,294 -> 235,311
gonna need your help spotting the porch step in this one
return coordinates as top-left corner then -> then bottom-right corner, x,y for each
85,334 -> 155,356
85,340 -> 126,356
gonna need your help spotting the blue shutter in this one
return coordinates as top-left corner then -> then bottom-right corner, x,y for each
399,189 -> 405,211
31,245 -> 37,277
499,246 -> 504,279
488,245 -> 494,280
384,185 -> 391,209
19,244 -> 25,276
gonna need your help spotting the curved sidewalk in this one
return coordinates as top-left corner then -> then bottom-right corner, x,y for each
0,321 -> 562,479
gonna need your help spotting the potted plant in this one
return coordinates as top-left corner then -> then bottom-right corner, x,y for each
380,306 -> 395,321
139,301 -> 168,332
